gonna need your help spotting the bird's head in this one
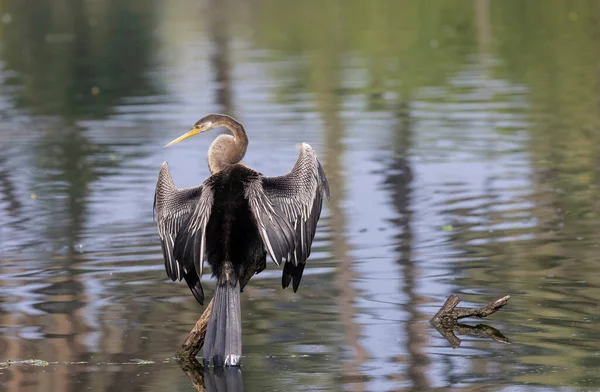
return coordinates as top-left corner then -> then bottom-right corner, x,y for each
164,114 -> 235,147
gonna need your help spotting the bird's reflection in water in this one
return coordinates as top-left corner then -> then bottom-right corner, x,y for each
205,367 -> 244,392
431,322 -> 511,349
177,357 -> 244,392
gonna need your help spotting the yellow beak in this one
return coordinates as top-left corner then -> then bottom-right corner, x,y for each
164,126 -> 205,147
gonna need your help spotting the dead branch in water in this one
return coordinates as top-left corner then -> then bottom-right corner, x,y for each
430,294 -> 510,327
430,294 -> 511,347
177,300 -> 214,359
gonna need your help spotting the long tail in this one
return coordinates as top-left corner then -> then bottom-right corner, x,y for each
203,264 -> 242,367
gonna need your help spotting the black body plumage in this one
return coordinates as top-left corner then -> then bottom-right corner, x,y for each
154,115 -> 329,367
203,166 -> 266,283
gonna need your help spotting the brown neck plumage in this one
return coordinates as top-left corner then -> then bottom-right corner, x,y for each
207,116 -> 248,174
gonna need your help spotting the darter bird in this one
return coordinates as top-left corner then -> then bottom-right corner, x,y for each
153,114 -> 330,366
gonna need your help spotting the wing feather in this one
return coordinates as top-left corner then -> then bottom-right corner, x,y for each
153,162 -> 213,305
256,143 -> 330,292
246,182 -> 296,266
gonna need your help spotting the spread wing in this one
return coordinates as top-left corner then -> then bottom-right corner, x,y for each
153,162 -> 213,305
247,143 -> 330,292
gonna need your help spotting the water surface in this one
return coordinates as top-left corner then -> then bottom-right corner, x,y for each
2,1 -> 600,391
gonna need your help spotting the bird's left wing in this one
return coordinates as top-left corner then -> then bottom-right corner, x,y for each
247,143 -> 330,292
245,177 -> 297,269
154,162 -> 213,304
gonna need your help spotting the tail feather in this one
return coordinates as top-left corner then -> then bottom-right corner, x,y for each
203,278 -> 242,367
226,287 -> 241,364
204,299 -> 219,362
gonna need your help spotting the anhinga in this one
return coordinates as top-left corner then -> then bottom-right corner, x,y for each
153,114 -> 330,367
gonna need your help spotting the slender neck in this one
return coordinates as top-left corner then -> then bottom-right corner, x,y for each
207,117 -> 248,174
224,117 -> 248,155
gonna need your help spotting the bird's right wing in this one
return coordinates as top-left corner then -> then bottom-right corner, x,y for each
153,162 -> 213,292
